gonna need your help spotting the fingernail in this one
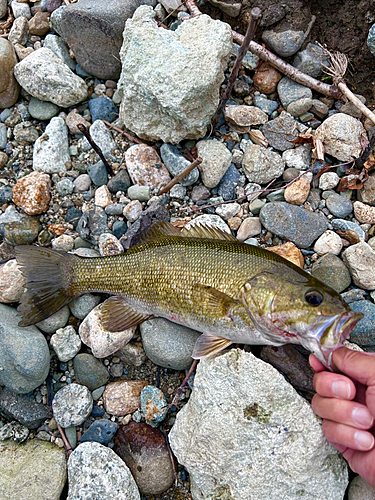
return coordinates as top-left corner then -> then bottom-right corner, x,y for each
354,431 -> 374,450
332,380 -> 351,399
352,407 -> 374,427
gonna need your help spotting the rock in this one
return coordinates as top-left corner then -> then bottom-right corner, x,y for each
354,200 -> 375,224
196,140 -> 232,188
284,177 -> 310,205
341,94 -> 367,119
331,218 -> 365,241
0,440 -> 66,500
231,42 -> 259,70
277,77 -> 312,108
286,97 -> 313,117
127,184 -> 150,202
0,0 -> 7,18
342,241 -> 375,290
260,201 -> 328,248
73,353 -> 110,391
357,172 -> 375,205
118,6 -> 232,143
141,385 -> 168,427
76,206 -> 110,244
80,419 -> 118,446
11,1 -> 31,19
236,217 -> 261,241
0,387 -> 52,428
215,202 -> 240,221
262,29 -> 305,57
29,11 -> 50,36
103,380 -> 147,416
66,108 -> 91,135
95,185 -> 112,208
191,185 -> 211,203
242,144 -> 284,184
43,33 -> 76,71
217,163 -> 241,201
0,211 -> 40,246
36,306 -> 70,333
282,144 -> 311,170
52,383 -> 93,428
160,143 -> 199,186
14,48 -> 87,107
107,169 -> 131,194
50,326 -> 81,362
315,113 -> 366,162
0,38 -> 20,109
12,171 -> 51,215
169,349 -> 348,499
8,16 -> 29,46
13,43 -> 33,61
313,230 -> 343,255
114,421 -> 174,495
51,234 -> 74,252
224,105 -> 268,127
261,111 -> 300,151
67,441 -> 140,499
140,317 -> 200,370
253,63 -> 282,94
89,96 -> 118,123
28,97 -> 59,121
208,0 -> 241,17
0,304 -> 50,393
13,121 -> 39,144
74,174 -> 91,193
319,172 -> 340,190
79,301 -> 135,357
348,300 -> 375,349
325,192 -> 353,217
123,200 -> 142,223
268,241 -> 304,268
98,233 -> 124,256
0,259 -> 25,303
368,23 -> 375,56
125,144 -> 171,190
0,123 -> 7,149
311,99 -> 329,119
348,475 -> 375,500
33,116 -> 70,173
312,253 -> 351,293
293,43 -> 330,78
56,177 -> 74,197
0,421 -> 29,443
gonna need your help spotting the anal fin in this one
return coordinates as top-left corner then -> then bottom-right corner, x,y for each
192,332 -> 232,359
101,296 -> 152,332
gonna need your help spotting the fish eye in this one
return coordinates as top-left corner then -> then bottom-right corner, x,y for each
304,290 -> 324,307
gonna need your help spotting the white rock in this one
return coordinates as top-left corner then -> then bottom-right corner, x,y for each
0,259 -> 25,303
95,185 -> 112,208
123,200 -> 143,222
196,140 -> 232,188
81,120 -> 116,158
51,234 -> 74,252
50,326 -> 81,362
342,241 -> 375,290
313,230 -> 343,256
185,214 -> 231,234
14,48 -> 87,107
353,200 -> 375,224
242,144 -> 285,184
348,475 -> 375,500
215,202 -> 240,221
169,349 -> 348,500
315,113 -> 366,162
319,172 -> 340,190
231,148 -> 243,165
67,442 -> 140,500
52,383 -> 93,428
282,144 -> 311,170
118,6 -> 232,143
33,117 -> 70,173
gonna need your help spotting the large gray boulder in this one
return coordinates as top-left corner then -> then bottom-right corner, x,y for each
169,349 -> 348,500
118,6 -> 232,143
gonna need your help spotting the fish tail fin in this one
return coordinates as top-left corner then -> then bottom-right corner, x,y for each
15,245 -> 79,326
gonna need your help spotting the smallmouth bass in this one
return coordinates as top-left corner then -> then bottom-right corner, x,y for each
15,222 -> 363,370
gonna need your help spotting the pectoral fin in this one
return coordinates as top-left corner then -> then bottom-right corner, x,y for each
195,284 -> 240,319
101,296 -> 152,331
192,333 -> 232,359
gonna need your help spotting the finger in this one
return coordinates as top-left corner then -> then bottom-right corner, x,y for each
332,348 -> 375,387
313,371 -> 356,400
341,448 -> 375,489
329,442 -> 347,454
309,354 -> 326,372
322,419 -> 375,451
312,395 -> 374,429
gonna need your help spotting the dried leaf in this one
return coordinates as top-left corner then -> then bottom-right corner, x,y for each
292,134 -> 325,162
364,151 -> 375,170
336,176 -> 363,192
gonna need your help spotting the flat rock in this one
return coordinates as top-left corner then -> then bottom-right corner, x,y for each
342,241 -> 375,290
103,380 -> 147,416
0,440 -> 66,500
261,111 -> 300,151
118,6 -> 232,143
224,105 -> 268,127
169,349 -> 348,500
196,140 -> 232,188
33,116 -> 70,173
259,201 -> 328,248
0,38 -> 20,109
312,253 -> 351,293
125,144 -> 171,191
67,441 -> 140,500
277,77 -> 312,108
262,29 -> 305,57
242,144 -> 284,184
0,387 -> 52,429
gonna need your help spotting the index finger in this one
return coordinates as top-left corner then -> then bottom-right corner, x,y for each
332,348 -> 375,386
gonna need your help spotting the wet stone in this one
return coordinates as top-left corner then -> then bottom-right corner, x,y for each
312,253 -> 351,293
73,353 -> 110,391
80,419 -> 118,446
0,388 -> 52,429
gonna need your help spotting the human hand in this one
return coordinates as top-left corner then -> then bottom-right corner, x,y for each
309,347 -> 375,489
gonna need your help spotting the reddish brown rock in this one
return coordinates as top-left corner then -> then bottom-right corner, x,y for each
268,241 -> 304,268
12,171 -> 51,215
253,63 -> 282,94
66,109 -> 91,135
125,144 -> 171,191
103,380 -> 147,416
28,12 -> 50,36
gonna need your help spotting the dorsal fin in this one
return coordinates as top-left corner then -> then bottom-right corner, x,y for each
138,221 -> 181,244
180,222 -> 236,241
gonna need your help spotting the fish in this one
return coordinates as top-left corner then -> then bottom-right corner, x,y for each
15,221 -> 363,370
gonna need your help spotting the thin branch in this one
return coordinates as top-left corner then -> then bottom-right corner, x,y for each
56,423 -> 73,458
77,124 -> 113,174
103,120 -> 146,145
158,158 -> 202,195
162,430 -> 178,487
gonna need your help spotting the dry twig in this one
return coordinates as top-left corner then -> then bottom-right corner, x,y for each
103,120 -> 146,145
77,124 -> 113,174
56,423 -> 73,458
158,158 -> 202,195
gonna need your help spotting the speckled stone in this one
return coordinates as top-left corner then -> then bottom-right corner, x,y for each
277,77 -> 312,108
325,193 -> 353,218
50,325 -> 81,362
103,380 -> 147,416
353,201 -> 375,224
80,419 -> 118,445
52,383 -> 93,428
312,253 -> 351,293
12,171 -> 51,215
196,140 -> 232,188
342,241 -> 375,290
268,241 -> 304,268
242,144 -> 284,184
0,259 -> 25,303
224,105 -> 268,127
141,385 -> 168,427
261,111 -> 300,151
125,144 -> 171,191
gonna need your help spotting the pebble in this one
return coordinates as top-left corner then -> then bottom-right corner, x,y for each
231,43 -> 259,70
82,119 -> 117,158
310,99 -> 329,119
253,63 -> 282,94
89,96 -> 118,123
0,185 -> 13,204
341,94 -> 367,119
357,172 -> 375,205
0,259 -> 25,303
33,116 -> 70,173
242,144 -> 284,184
348,475 -> 375,500
69,293 -> 101,320
76,206 -> 110,244
253,94 -> 279,115
98,233 -> 124,256
140,317 -> 200,370
277,77 -> 312,108
11,1 -> 31,19
1,211 -> 40,246
0,304 -> 50,394
315,113 -> 366,162
342,241 -> 375,290
319,172 -> 340,190
262,29 -> 305,57
13,121 -> 40,144
35,306 -> 70,333
52,383 -> 93,428
286,97 -> 313,117
215,202 -> 240,220
94,184 -> 112,208
282,145 -> 311,170
293,43 -> 329,78
160,143 -> 199,186
50,325 -> 81,362
73,353 -> 110,391
79,301 -> 135,358
312,253 -> 351,293
353,200 -> 375,224
67,442 -> 140,500
260,201 -> 328,248
103,380 -> 147,416
141,385 -> 168,427
331,218 -> 365,241
0,0 -> 7,18
56,177 -> 74,197
217,163 -> 241,201
284,177 -> 310,205
43,33 -> 76,71
196,140 -> 232,188
313,230 -> 343,255
0,123 -> 7,149
29,11 -> 50,36
325,192 -> 353,217
268,241 -> 304,268
114,421 -> 174,495
123,200 -> 143,222
169,184 -> 186,199
0,421 -> 29,443
125,144 -> 171,191
107,169 -> 131,193
0,38 -> 20,109
0,387 -> 52,429
12,171 -> 51,215
80,419 -> 118,446
0,440 -> 66,500
65,108 -> 91,135
127,184 -> 150,201
112,220 -> 128,239
224,105 -> 268,127
261,111 -> 300,151
191,185 -> 211,203
8,16 -> 29,45
116,342 -> 147,368
74,174 -> 91,193
236,217 -> 261,241
348,300 -> 375,349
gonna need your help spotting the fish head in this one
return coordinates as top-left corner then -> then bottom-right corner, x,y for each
241,267 -> 363,371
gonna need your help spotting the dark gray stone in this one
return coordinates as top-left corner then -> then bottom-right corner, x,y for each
107,169 -> 131,193
89,97 -> 118,123
76,206 -> 110,244
259,201 -> 328,248
277,77 -> 312,108
293,43 -> 330,78
262,29 -> 305,57
0,388 -> 52,429
160,143 -> 199,186
87,161 -> 108,187
0,185 -> 13,205
261,111 -> 300,151
217,163 -> 241,201
73,353 -> 110,391
80,419 -> 118,445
